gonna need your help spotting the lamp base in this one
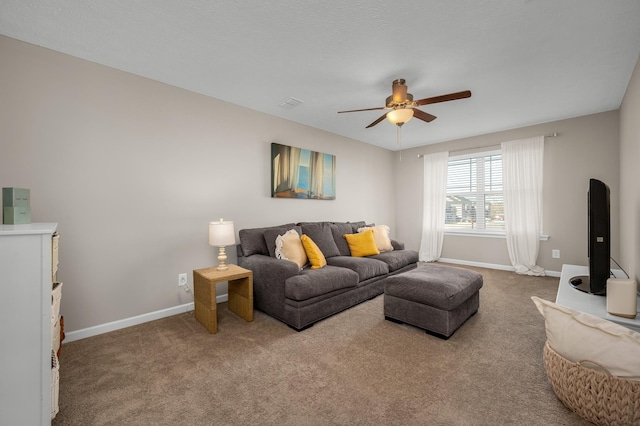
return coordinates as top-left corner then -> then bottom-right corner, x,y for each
217,246 -> 229,271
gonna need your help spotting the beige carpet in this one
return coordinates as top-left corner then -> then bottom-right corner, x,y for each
53,264 -> 590,425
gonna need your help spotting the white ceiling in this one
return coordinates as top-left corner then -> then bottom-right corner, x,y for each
2,1 -> 640,150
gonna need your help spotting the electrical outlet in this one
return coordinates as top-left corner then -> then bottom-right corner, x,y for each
552,249 -> 560,259
178,273 -> 188,287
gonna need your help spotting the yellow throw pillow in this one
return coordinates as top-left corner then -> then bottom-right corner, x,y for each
344,229 -> 380,257
275,229 -> 308,270
358,225 -> 393,252
300,234 -> 327,269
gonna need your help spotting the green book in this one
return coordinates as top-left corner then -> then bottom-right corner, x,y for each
3,206 -> 31,224
2,188 -> 30,208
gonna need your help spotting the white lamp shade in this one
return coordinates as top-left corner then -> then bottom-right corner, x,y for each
386,108 -> 414,125
209,219 -> 235,246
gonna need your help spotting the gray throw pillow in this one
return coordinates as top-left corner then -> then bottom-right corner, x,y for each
299,222 -> 341,258
349,221 -> 367,233
239,223 -> 296,256
329,223 -> 355,256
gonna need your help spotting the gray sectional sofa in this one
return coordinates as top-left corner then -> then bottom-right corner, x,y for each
237,221 -> 419,330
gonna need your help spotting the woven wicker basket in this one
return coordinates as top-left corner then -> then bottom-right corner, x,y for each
543,341 -> 640,425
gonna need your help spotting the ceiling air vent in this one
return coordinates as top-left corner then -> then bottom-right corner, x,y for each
278,97 -> 304,109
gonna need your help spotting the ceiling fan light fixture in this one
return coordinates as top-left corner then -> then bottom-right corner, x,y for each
386,108 -> 414,126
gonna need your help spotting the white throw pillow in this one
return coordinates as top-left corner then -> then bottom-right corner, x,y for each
531,296 -> 640,380
357,225 -> 393,252
275,229 -> 308,270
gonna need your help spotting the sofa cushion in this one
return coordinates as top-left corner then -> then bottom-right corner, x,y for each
285,266 -> 359,301
239,223 -> 296,256
301,234 -> 327,269
391,240 -> 405,250
274,229 -> 308,270
344,230 -> 380,257
327,256 -> 389,282
370,249 -> 419,272
300,222 -> 341,258
532,296 -> 640,381
329,223 -> 355,256
264,226 -> 303,257
349,221 -> 367,233
358,225 -> 394,252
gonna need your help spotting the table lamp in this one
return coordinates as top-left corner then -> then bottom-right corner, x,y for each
209,218 -> 235,271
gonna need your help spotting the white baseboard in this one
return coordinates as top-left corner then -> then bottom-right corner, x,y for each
64,294 -> 228,343
438,258 -> 515,272
438,258 -> 561,277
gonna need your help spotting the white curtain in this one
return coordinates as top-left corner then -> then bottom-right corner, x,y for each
419,151 -> 449,262
502,136 -> 545,276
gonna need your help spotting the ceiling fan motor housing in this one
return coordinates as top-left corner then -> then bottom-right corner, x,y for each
388,78 -> 413,107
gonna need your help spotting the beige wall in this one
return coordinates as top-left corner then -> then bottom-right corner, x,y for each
0,36 -> 396,332
620,55 -> 640,282
394,111 -> 621,274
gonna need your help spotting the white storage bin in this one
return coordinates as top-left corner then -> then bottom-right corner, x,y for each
52,232 -> 59,282
51,282 -> 62,324
51,350 -> 59,419
52,319 -> 61,354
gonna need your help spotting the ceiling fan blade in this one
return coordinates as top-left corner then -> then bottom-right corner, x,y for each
411,108 -> 437,123
365,113 -> 388,128
414,90 -> 472,106
338,106 -> 386,113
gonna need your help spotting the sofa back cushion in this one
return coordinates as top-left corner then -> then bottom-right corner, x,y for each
299,222 -> 341,258
349,221 -> 367,232
238,223 -> 296,257
329,223 -> 355,256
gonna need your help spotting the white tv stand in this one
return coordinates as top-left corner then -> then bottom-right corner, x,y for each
557,264 -> 640,333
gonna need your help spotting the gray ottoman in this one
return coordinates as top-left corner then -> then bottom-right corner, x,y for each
384,264 -> 483,339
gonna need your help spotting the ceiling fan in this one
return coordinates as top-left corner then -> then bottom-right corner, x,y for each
338,79 -> 471,128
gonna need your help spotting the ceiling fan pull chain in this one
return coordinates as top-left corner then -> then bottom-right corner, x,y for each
397,125 -> 403,161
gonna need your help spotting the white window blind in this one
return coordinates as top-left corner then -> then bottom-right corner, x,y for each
445,151 -> 504,231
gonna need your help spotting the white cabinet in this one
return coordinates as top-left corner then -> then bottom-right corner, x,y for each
0,223 -> 58,425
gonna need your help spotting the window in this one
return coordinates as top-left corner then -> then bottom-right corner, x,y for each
445,150 -> 504,232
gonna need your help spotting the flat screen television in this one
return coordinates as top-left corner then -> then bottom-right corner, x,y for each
570,178 -> 610,295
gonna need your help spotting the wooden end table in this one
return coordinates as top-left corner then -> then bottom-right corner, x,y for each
193,264 -> 253,333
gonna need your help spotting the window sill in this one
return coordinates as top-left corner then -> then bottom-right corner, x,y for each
444,230 -> 549,241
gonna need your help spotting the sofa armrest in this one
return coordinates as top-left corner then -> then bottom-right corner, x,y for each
238,254 -> 300,316
391,239 -> 405,250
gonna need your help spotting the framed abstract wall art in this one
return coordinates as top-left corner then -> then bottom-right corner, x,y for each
271,143 -> 336,200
